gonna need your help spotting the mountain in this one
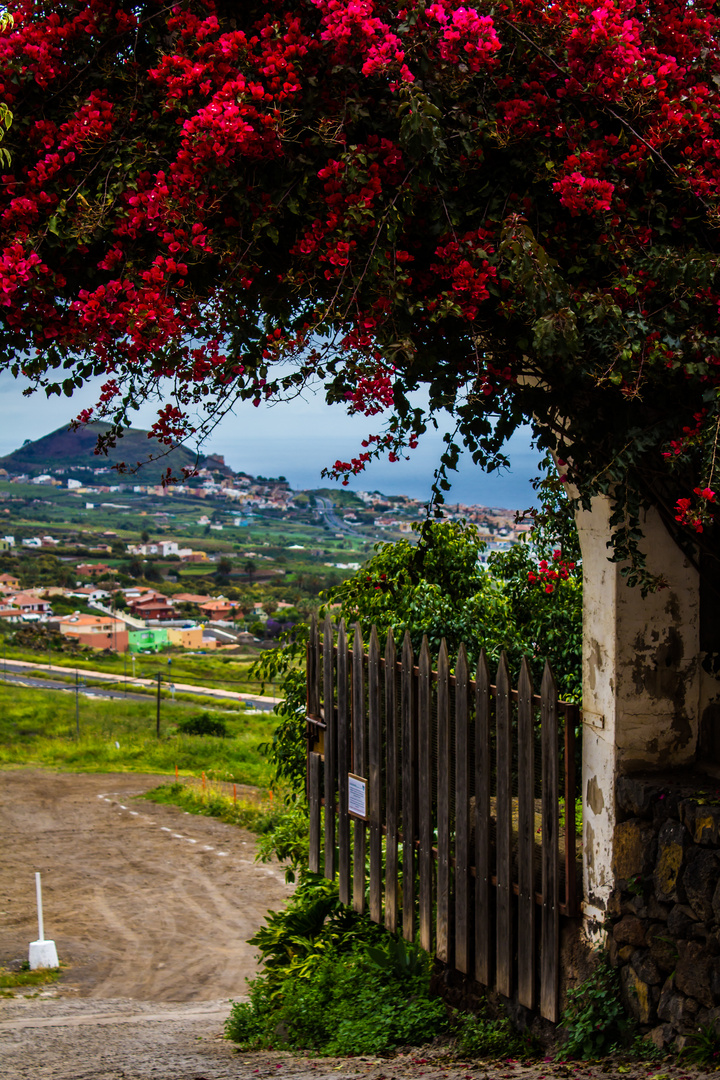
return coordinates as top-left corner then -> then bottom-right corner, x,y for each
0,422 -> 204,482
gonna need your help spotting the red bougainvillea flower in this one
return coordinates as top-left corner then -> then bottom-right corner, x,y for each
0,1 -> 720,578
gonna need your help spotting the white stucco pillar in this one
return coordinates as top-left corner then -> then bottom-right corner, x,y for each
576,497 -> 702,930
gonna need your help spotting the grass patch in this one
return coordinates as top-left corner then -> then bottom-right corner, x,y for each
145,779 -> 309,880
0,683 -> 276,784
0,962 -> 63,996
143,780 -> 283,832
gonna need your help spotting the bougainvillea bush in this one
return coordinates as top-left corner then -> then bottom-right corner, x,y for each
2,1 -> 720,579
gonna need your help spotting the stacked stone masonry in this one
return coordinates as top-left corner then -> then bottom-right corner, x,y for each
610,774 -> 720,1051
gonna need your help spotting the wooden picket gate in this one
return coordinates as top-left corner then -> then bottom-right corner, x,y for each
305,614 -> 580,1022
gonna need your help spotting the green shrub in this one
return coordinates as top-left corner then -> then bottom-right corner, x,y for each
683,1023 -> 720,1066
364,936 -> 428,981
558,956 -> 632,1058
225,874 -> 450,1056
246,873 -> 380,988
456,1012 -> 526,1059
254,801 -> 310,882
226,941 -> 448,1055
176,712 -> 228,737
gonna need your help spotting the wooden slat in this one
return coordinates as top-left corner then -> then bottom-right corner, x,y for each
541,662 -> 560,1022
323,613 -> 336,880
418,636 -> 433,953
385,629 -> 399,933
307,613 -> 319,717
306,614 -> 320,804
308,751 -> 321,873
474,650 -> 491,986
517,657 -> 535,1010
564,703 -> 579,916
455,644 -> 470,975
495,651 -> 512,999
401,630 -> 416,943
436,639 -> 451,964
368,626 -> 382,924
352,624 -> 366,914
337,621 -> 351,905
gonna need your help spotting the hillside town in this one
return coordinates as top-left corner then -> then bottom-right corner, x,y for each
0,568 -> 256,652
0,427 -> 533,659
0,453 -> 529,545
0,436 -> 532,665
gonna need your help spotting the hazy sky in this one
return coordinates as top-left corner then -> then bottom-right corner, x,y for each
0,371 -> 542,509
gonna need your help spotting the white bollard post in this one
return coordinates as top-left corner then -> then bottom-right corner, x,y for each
36,871 -> 44,941
29,872 -> 59,970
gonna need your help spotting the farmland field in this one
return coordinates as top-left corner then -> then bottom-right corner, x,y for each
0,683 -> 276,785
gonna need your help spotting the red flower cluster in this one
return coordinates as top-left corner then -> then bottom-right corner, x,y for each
312,0 -> 413,84
149,404 -> 196,448
425,3 -> 501,73
675,488 -> 717,534
662,411 -> 707,460
553,173 -> 615,217
527,550 -> 576,595
430,229 -> 497,321
345,367 -> 395,416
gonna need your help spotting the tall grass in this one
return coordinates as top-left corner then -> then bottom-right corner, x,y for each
144,779 -> 283,832
0,683 -> 276,784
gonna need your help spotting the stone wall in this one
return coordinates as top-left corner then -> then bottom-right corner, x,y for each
609,773 -> 720,1050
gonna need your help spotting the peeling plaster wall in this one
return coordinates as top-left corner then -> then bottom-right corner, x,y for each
576,498 -> 701,925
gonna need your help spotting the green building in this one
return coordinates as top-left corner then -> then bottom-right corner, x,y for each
128,627 -> 168,653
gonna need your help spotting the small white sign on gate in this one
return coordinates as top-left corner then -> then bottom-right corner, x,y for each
348,773 -> 367,820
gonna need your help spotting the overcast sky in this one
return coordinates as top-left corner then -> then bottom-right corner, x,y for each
0,371 -> 541,509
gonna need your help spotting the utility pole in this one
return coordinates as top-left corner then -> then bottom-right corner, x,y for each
156,672 -> 161,738
124,651 -> 127,695
75,670 -> 80,738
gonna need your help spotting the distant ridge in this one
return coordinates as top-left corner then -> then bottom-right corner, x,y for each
0,422 -> 205,482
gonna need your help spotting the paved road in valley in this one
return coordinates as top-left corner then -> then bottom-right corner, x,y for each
314,494 -> 366,537
0,659 -> 279,710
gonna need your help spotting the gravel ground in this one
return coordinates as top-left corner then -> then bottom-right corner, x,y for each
2,994 -> 712,1080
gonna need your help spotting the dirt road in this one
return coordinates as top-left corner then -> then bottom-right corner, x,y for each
0,769 -> 299,1078
0,770 -> 293,1002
